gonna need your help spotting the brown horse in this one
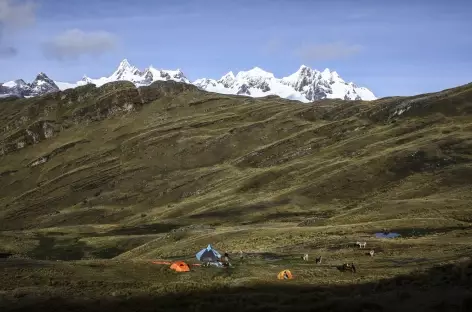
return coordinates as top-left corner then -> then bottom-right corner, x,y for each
338,262 -> 356,273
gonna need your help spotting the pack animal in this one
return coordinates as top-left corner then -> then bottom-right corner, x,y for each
339,263 -> 357,273
356,241 -> 367,248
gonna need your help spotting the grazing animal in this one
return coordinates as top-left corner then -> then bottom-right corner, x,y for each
315,256 -> 322,264
339,263 -> 357,273
369,250 -> 375,257
356,241 -> 367,248
302,254 -> 309,261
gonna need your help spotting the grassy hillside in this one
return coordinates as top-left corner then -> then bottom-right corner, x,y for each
0,80 -> 471,311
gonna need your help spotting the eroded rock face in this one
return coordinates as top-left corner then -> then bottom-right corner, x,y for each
0,80 -> 200,156
0,120 -> 57,156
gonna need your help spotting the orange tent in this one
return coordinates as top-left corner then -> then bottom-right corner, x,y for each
277,269 -> 293,280
170,261 -> 190,272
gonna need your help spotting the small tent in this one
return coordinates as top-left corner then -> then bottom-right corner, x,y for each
277,270 -> 293,280
196,244 -> 221,263
170,261 -> 190,272
375,232 -> 401,239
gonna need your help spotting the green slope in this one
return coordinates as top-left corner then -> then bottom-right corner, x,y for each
0,80 -> 471,260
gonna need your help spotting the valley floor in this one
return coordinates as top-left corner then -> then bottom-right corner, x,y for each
1,222 -> 471,312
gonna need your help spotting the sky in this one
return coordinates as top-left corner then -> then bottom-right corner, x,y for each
0,0 -> 471,98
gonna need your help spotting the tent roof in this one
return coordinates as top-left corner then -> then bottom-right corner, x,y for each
196,244 -> 221,262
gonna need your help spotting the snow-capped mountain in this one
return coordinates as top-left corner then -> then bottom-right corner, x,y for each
0,73 -> 59,98
0,59 -> 376,102
194,65 -> 376,102
70,59 -> 190,89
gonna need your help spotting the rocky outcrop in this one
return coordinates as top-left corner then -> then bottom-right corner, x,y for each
0,80 -> 201,157
0,120 -> 57,156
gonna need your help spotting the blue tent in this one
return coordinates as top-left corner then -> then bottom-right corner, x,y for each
196,244 -> 221,262
375,232 -> 401,239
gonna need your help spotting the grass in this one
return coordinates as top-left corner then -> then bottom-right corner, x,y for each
0,80 -> 472,311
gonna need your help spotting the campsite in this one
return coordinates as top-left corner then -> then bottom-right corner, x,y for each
2,221 -> 471,311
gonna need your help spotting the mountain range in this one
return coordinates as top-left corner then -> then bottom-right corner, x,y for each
0,73 -> 60,98
0,59 -> 376,102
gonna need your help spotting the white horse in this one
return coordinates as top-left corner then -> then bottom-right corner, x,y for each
356,241 -> 367,248
302,254 -> 309,261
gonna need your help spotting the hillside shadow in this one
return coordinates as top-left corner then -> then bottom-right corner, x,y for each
2,259 -> 471,312
27,235 -> 92,261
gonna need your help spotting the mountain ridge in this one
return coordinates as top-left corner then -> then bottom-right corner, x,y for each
0,59 -> 376,102
0,73 -> 60,98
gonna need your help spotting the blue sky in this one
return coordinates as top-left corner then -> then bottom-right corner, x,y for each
0,0 -> 471,97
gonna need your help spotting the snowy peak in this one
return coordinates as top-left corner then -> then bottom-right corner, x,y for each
35,72 -> 50,80
277,65 -> 374,101
282,66 -> 318,89
217,71 -> 236,88
236,67 -> 275,80
60,59 -> 190,89
0,79 -> 29,98
221,71 -> 235,79
318,68 -> 344,83
29,72 -> 60,96
147,67 -> 188,83
110,59 -> 141,81
0,73 -> 59,98
33,72 -> 57,87
118,58 -> 132,70
4,79 -> 28,89
192,65 -> 375,102
296,65 -> 315,76
81,75 -> 93,83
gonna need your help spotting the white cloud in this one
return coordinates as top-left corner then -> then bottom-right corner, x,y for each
0,0 -> 36,58
295,42 -> 363,61
0,0 -> 36,29
43,29 -> 118,60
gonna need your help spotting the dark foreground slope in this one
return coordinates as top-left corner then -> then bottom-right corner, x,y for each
0,81 -> 472,311
0,257 -> 471,312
